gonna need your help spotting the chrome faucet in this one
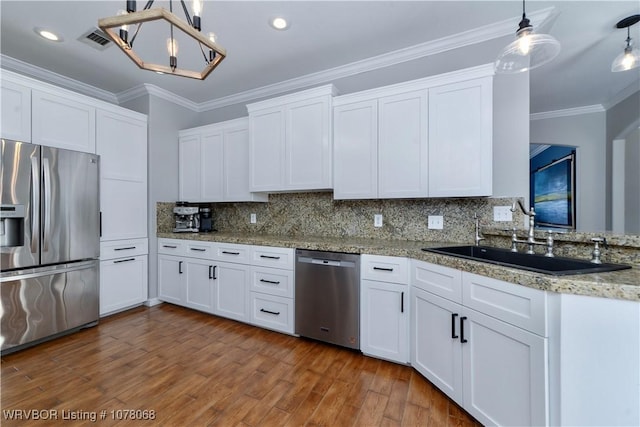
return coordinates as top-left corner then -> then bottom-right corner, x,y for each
510,200 -> 554,257
590,237 -> 607,264
474,213 -> 485,246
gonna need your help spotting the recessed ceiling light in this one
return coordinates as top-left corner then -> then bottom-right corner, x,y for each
270,17 -> 289,31
34,27 -> 63,42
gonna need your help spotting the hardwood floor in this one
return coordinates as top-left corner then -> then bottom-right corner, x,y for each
1,304 -> 481,426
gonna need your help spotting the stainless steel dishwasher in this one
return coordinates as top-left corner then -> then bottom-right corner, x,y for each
295,249 -> 360,349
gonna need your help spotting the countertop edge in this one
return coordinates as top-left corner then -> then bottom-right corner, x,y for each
157,233 -> 640,302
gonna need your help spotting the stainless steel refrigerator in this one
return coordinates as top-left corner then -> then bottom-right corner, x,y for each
1,139 -> 100,354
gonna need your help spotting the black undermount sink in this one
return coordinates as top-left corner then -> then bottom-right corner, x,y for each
422,245 -> 632,276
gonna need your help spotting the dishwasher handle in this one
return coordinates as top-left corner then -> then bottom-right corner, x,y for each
297,256 -> 356,268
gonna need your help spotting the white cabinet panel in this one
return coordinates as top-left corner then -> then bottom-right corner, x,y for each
32,89 -> 96,153
97,109 -> 147,242
333,100 -> 378,199
214,261 -> 250,323
249,107 -> 285,191
428,78 -> 492,197
462,308 -> 547,427
185,258 -> 215,313
178,134 -> 203,202
251,246 -> 294,269
250,267 -> 294,298
361,254 -> 409,283
378,90 -> 428,198
201,131 -> 224,201
158,255 -> 185,305
100,238 -> 147,259
1,79 -> 31,142
361,279 -> 409,363
412,259 -> 462,302
223,125 -> 253,201
249,292 -> 294,334
286,96 -> 332,189
100,255 -> 148,316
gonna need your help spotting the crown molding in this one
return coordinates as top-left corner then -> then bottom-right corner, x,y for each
530,104 -> 605,121
198,7 -> 556,112
0,54 -> 118,104
604,80 -> 640,110
117,83 -> 200,111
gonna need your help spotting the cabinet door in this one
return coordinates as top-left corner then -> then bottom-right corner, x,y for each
462,307 -> 547,427
158,255 -> 185,305
100,255 -> 148,316
97,110 -> 147,241
1,79 -> 31,142
32,89 -> 96,153
333,100 -> 378,199
185,258 -> 215,313
178,134 -> 201,201
428,78 -> 492,197
201,130 -> 224,201
214,261 -> 250,322
361,280 -> 408,363
411,287 -> 463,405
249,107 -> 285,191
223,125 -> 266,201
378,90 -> 428,198
286,96 -> 332,190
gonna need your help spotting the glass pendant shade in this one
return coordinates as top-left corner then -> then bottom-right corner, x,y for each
496,27 -> 561,73
611,46 -> 640,72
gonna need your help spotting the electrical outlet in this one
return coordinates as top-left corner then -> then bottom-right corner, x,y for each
493,206 -> 513,222
374,214 -> 383,228
428,215 -> 444,230
250,213 -> 257,224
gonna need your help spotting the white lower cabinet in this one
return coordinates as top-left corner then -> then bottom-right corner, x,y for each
249,292 -> 294,333
411,260 -> 548,427
184,258 -> 216,313
214,261 -> 250,322
99,238 -> 148,316
360,254 -> 409,364
158,254 -> 185,305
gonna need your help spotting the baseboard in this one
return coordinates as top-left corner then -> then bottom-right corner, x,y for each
144,298 -> 163,307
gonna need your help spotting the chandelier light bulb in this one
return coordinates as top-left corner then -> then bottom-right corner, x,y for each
517,31 -> 532,55
611,17 -> 640,73
192,0 -> 203,30
166,37 -> 179,56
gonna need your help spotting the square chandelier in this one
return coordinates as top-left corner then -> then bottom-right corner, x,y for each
98,0 -> 226,80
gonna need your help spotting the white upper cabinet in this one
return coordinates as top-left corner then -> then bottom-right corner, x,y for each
32,89 -> 96,153
333,100 -> 378,199
96,108 -> 148,241
1,77 -> 31,142
428,77 -> 493,197
333,64 -> 494,200
248,85 -> 336,192
378,90 -> 428,198
179,118 -> 267,203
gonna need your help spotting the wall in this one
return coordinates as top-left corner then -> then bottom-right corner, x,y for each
606,90 -> 640,229
158,193 -> 523,244
530,111 -> 606,231
624,127 -> 640,234
139,96 -> 200,299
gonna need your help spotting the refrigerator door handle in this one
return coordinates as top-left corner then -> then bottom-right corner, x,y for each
30,156 -> 40,254
42,157 -> 52,252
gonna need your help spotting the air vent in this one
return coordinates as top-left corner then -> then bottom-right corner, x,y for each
78,28 -> 112,50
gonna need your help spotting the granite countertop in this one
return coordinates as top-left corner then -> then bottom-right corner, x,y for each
157,232 -> 640,302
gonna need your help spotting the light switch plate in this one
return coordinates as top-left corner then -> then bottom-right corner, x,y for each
374,214 -> 383,228
493,206 -> 513,222
250,213 -> 257,224
428,215 -> 444,229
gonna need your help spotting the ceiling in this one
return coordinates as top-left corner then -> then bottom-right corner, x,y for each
1,1 -> 639,114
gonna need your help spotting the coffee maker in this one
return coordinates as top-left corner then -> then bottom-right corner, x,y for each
173,202 -> 200,232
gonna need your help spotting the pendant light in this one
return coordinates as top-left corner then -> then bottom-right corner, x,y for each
495,0 -> 561,73
611,15 -> 640,72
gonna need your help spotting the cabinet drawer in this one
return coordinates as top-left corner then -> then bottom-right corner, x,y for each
361,254 -> 409,284
252,246 -> 294,269
250,267 -> 294,298
411,259 -> 462,303
186,241 -> 215,258
462,272 -> 547,336
158,239 -> 186,256
249,292 -> 294,334
215,243 -> 251,263
101,238 -> 147,260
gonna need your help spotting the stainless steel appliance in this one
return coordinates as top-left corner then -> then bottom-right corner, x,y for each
173,202 -> 200,232
1,139 -> 100,354
199,207 -> 213,232
295,249 -> 360,349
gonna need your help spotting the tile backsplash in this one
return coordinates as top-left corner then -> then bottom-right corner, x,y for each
158,192 -> 523,244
